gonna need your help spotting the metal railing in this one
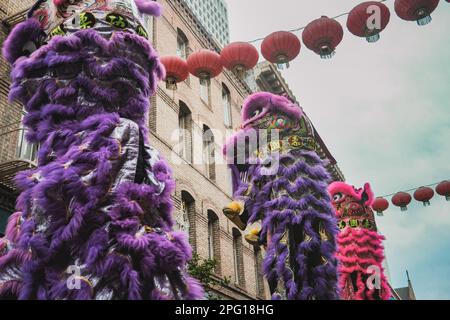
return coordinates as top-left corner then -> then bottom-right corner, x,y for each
0,125 -> 37,190
15,127 -> 38,163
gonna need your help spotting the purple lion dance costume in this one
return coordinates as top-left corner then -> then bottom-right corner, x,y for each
0,0 -> 203,300
223,92 -> 339,300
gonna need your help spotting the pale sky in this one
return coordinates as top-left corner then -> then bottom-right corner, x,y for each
227,0 -> 450,299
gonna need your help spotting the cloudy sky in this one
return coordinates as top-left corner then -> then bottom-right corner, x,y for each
227,0 -> 450,299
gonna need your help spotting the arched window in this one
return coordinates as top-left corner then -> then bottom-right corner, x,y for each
179,191 -> 196,251
176,28 -> 189,59
254,247 -> 265,298
178,101 -> 192,162
207,210 -> 221,274
232,228 -> 245,287
202,125 -> 216,181
222,84 -> 232,128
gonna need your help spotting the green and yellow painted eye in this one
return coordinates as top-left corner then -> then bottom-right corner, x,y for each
79,12 -> 96,29
106,13 -> 129,29
136,24 -> 148,38
275,118 -> 286,127
50,24 -> 66,37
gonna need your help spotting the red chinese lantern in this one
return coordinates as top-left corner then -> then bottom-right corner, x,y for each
302,16 -> 344,59
347,1 -> 391,43
220,42 -> 259,78
261,31 -> 301,69
394,0 -> 440,26
436,180 -> 450,201
186,49 -> 223,80
159,56 -> 189,90
413,186 -> 434,206
392,191 -> 412,211
373,197 -> 389,216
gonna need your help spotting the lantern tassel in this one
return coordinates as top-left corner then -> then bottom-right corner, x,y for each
366,34 -> 380,43
276,62 -> 290,70
417,15 -> 432,26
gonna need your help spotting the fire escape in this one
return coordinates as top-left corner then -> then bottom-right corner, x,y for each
0,6 -> 37,194
0,120 -> 38,192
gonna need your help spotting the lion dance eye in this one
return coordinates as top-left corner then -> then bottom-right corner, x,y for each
333,193 -> 344,202
251,108 -> 262,118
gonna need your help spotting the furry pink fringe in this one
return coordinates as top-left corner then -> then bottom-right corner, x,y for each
337,228 -> 390,300
5,212 -> 22,243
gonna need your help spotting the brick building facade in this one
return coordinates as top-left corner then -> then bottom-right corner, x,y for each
149,0 -> 268,300
0,0 -> 343,300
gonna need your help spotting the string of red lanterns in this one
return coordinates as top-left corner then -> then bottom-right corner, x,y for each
373,180 -> 450,216
159,0 -> 446,88
221,42 -> 259,78
157,4 -> 449,221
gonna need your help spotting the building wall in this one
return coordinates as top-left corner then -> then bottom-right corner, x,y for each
151,0 -> 268,299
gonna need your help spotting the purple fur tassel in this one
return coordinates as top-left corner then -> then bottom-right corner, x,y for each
225,92 -> 339,300
0,17 -> 202,299
2,18 -> 42,64
134,0 -> 163,17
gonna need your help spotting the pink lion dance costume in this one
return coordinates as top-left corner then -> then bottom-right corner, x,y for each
0,0 -> 203,299
223,92 -> 339,300
328,182 -> 390,300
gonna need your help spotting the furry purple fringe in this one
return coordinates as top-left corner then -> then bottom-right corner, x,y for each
2,18 -> 42,64
226,92 -> 339,300
0,23 -> 202,300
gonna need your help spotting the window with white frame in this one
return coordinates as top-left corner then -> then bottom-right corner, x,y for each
176,29 -> 188,59
199,78 -> 210,104
222,84 -> 232,127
